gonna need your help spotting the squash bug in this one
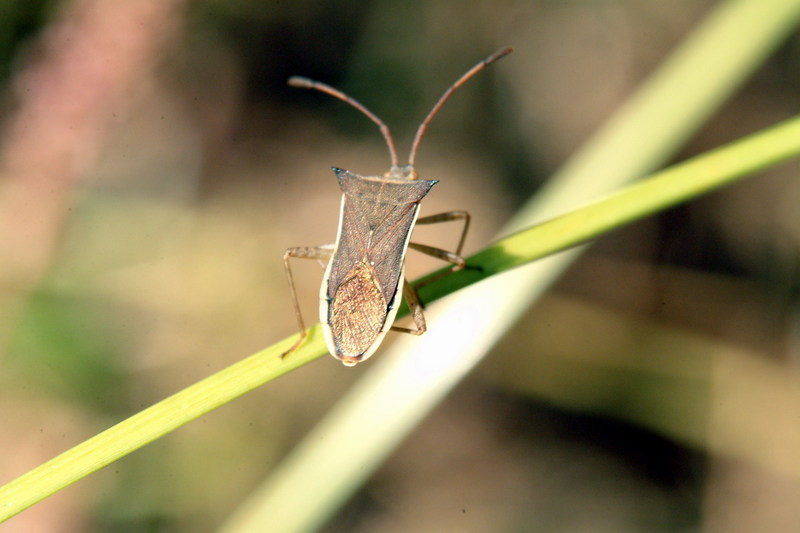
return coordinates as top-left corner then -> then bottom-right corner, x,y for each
283,48 -> 512,366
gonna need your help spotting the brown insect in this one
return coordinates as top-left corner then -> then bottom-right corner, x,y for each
283,48 -> 512,366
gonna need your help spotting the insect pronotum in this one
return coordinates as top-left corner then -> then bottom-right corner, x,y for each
283,48 -> 512,366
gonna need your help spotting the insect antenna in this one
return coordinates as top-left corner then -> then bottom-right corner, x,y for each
407,47 -> 512,167
288,76 -> 399,167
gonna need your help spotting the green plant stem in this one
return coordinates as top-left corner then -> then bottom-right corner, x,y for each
218,1 -> 800,531
417,113 -> 800,304
4,0 -> 800,524
2,111 -> 800,523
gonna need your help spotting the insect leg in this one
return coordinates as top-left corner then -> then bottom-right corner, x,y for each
282,244 -> 333,357
409,210 -> 477,292
390,278 -> 427,336
392,212 -> 471,337
408,242 -> 466,271
413,210 -> 471,269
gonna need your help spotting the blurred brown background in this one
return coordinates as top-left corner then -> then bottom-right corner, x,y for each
1,0 -> 800,531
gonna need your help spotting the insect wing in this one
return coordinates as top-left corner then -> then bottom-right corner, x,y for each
321,169 -> 436,363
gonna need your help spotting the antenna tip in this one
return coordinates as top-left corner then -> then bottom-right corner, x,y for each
487,47 -> 513,64
287,76 -> 313,88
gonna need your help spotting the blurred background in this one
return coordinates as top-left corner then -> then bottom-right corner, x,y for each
1,0 -> 800,531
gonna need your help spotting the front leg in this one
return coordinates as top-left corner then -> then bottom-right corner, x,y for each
410,210 -> 472,290
407,242 -> 466,271
414,210 -> 470,266
282,244 -> 333,357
